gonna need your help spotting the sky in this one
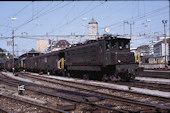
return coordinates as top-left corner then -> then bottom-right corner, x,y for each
0,1 -> 169,56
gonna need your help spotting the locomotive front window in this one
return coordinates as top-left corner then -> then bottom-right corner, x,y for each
111,41 -> 116,48
118,41 -> 124,47
106,43 -> 110,50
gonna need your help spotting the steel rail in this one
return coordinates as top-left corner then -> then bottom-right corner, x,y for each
0,94 -> 68,113
16,73 -> 170,111
0,107 -> 11,113
0,76 -> 126,113
22,72 -> 170,101
110,81 -> 170,92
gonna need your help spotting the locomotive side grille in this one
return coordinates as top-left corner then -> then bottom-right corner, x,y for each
111,52 -> 135,64
111,53 -> 116,64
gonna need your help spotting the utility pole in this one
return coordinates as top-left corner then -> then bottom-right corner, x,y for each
162,20 -> 168,68
127,22 -> 134,39
130,23 -> 132,39
123,21 -> 128,36
11,17 -> 17,74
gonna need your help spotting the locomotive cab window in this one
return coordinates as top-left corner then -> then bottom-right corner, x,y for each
111,40 -> 116,49
124,41 -> 129,48
99,45 -> 103,53
116,39 -> 130,50
106,43 -> 111,50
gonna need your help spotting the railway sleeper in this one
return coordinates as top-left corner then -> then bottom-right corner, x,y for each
83,97 -> 102,102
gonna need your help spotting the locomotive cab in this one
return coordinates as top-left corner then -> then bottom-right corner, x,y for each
104,35 -> 134,65
105,37 -> 130,51
102,34 -> 138,81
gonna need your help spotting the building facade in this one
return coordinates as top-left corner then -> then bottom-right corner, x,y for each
153,38 -> 170,64
136,45 -> 150,56
36,39 -> 50,53
154,42 -> 169,57
88,18 -> 98,40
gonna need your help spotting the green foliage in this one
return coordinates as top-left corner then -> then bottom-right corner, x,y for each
0,48 -> 5,57
0,48 -> 4,52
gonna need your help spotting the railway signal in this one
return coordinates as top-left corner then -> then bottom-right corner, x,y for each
18,85 -> 25,95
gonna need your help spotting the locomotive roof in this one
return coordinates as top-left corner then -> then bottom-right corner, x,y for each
64,34 -> 130,50
99,34 -> 130,40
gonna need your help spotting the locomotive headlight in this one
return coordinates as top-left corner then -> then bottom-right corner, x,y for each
118,60 -> 121,63
119,46 -> 122,49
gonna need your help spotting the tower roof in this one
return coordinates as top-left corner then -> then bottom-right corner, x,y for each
89,18 -> 98,24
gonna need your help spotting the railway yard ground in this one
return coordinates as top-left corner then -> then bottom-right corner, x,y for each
0,70 -> 170,113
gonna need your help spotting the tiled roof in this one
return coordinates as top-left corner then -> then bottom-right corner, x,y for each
53,40 -> 71,48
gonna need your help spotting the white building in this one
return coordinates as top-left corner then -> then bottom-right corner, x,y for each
36,39 -> 50,53
154,38 -> 169,57
88,18 -> 98,40
153,38 -> 169,64
149,36 -> 165,55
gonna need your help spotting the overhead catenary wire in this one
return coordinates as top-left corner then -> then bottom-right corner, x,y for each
14,2 -> 66,31
103,5 -> 169,29
13,2 -> 33,18
107,6 -> 169,36
54,2 -> 105,34
55,1 -> 95,34
97,1 -> 127,23
110,10 -> 169,32
0,2 -> 33,36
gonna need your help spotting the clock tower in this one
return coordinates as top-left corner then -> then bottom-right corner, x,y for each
88,18 -> 98,40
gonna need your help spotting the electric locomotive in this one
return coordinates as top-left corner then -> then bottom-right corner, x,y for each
65,34 -> 138,81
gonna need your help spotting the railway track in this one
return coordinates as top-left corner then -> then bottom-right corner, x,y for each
0,107 -> 11,113
109,80 -> 170,92
2,72 -> 170,113
20,72 -> 170,99
0,93 -> 68,113
137,70 -> 170,79
0,73 -> 127,112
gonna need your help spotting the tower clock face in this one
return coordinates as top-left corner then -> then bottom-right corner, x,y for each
105,27 -> 110,33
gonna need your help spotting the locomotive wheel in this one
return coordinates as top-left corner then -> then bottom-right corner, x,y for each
120,73 -> 130,81
66,72 -> 71,77
110,75 -> 120,81
102,74 -> 109,82
130,74 -> 135,80
83,74 -> 89,80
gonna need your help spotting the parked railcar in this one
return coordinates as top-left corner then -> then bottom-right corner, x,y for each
3,34 -> 138,81
18,51 -> 42,71
0,60 -> 3,70
4,58 -> 18,72
24,50 -> 64,74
